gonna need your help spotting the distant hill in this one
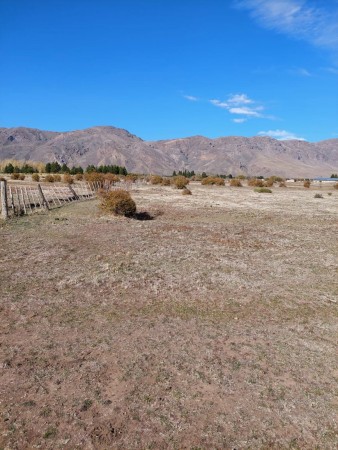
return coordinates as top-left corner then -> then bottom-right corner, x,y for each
0,126 -> 337,177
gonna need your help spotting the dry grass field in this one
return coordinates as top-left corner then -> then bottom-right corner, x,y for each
0,182 -> 337,449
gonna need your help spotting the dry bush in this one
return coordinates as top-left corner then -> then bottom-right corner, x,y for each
45,175 -> 55,182
172,176 -> 189,189
151,175 -> 163,185
237,174 -> 246,180
85,172 -> 105,183
161,178 -> 171,186
314,193 -> 323,198
32,173 -> 40,182
333,183 -> 338,190
63,173 -> 74,184
75,173 -> 83,181
265,178 -> 274,187
99,189 -> 136,217
201,177 -> 225,186
279,181 -> 287,188
304,180 -> 311,188
53,174 -> 62,182
104,173 -> 119,186
182,188 -> 192,195
254,187 -> 272,193
248,178 -> 264,187
230,178 -> 242,187
10,173 -> 20,180
19,174 -> 25,180
125,174 -> 138,183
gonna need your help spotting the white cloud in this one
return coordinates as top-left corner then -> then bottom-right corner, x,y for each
210,93 -> 269,119
229,106 -> 263,117
258,129 -> 306,140
233,118 -> 247,123
228,93 -> 254,105
235,1 -> 338,50
183,95 -> 198,101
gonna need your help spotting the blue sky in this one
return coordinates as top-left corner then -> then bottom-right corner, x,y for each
0,0 -> 337,141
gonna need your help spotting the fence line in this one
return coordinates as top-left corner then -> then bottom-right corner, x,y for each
0,180 -> 113,219
0,178 -> 138,219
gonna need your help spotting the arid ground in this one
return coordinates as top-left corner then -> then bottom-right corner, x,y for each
0,182 -> 337,449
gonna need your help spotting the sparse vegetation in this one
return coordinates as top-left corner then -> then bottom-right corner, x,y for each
1,182 -> 337,450
248,178 -> 265,187
314,193 -> 323,198
99,189 -> 136,217
230,178 -> 242,187
201,176 -> 225,186
182,187 -> 192,195
150,175 -> 163,185
63,173 -> 74,184
32,173 -> 40,182
172,175 -> 189,189
45,175 -> 55,182
254,187 -> 272,193
304,180 -> 311,188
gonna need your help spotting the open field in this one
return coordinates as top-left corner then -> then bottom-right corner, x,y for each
0,182 -> 337,449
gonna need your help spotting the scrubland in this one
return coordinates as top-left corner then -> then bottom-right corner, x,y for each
0,182 -> 337,449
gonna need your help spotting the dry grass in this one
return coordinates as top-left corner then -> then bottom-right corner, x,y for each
0,182 -> 337,449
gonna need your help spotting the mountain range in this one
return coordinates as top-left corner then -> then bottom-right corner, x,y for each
0,126 -> 337,177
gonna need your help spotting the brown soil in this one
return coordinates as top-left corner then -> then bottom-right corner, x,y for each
0,182 -> 337,449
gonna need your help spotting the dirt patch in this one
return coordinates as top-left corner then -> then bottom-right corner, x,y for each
0,183 -> 337,449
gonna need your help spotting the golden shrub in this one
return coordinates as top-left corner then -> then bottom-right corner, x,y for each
151,175 -> 163,185
99,189 -> 136,217
63,173 -> 74,184
230,178 -> 242,187
172,176 -> 189,189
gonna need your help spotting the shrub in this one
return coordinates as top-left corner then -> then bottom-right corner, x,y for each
19,174 -> 25,180
63,173 -> 74,184
75,173 -> 83,181
230,178 -> 242,187
53,174 -> 61,182
10,173 -> 20,180
264,178 -> 274,187
328,192 -> 332,196
182,188 -> 192,195
254,187 -> 272,193
104,173 -> 120,185
151,175 -> 163,185
99,189 -> 136,217
201,177 -> 225,186
172,176 -> 189,189
304,180 -> 311,188
45,175 -> 55,182
125,174 -> 138,183
32,173 -> 40,182
84,172 -> 105,184
333,183 -> 338,190
279,181 -> 287,188
248,178 -> 264,187
314,193 -> 323,198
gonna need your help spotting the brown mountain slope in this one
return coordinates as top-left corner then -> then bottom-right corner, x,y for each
0,126 -> 337,177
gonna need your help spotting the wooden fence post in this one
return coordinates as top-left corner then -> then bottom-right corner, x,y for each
37,184 -> 50,210
1,179 -> 9,219
67,184 -> 79,200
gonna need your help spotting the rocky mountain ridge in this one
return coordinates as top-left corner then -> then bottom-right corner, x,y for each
0,126 -> 337,177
